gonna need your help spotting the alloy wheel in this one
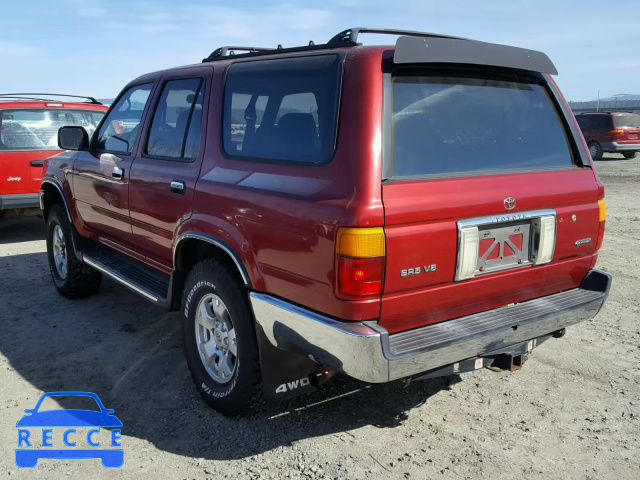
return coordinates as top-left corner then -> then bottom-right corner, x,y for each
195,293 -> 238,383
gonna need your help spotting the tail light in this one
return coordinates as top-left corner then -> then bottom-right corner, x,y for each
596,199 -> 606,251
531,215 -> 557,265
609,129 -> 625,137
335,227 -> 385,298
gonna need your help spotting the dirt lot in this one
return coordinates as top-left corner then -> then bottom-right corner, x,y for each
0,154 -> 638,480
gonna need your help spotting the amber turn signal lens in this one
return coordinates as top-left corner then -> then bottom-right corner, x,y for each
598,200 -> 606,222
336,227 -> 385,258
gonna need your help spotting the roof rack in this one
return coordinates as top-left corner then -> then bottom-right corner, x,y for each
327,27 -> 468,45
202,46 -> 276,62
0,93 -> 101,104
202,27 -> 469,63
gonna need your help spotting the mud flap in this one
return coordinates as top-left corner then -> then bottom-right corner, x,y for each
255,323 -> 335,400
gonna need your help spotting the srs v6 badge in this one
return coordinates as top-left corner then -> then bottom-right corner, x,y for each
401,264 -> 437,277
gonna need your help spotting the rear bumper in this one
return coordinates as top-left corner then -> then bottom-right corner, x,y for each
0,193 -> 40,210
601,142 -> 640,152
250,269 -> 612,383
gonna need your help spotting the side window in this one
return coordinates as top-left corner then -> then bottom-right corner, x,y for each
599,116 -> 613,130
576,116 -> 590,131
223,55 -> 342,165
146,78 -> 205,161
94,83 -> 153,154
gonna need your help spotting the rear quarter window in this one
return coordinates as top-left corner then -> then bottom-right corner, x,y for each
389,73 -> 574,178
222,54 -> 342,165
614,114 -> 640,128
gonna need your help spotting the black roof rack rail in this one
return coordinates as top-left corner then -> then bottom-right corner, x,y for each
327,27 -> 468,45
0,93 -> 101,104
202,46 -> 276,62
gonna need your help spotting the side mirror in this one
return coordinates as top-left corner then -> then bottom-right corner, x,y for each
58,126 -> 89,151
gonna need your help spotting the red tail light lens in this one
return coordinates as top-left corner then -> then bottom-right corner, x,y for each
338,257 -> 384,296
596,220 -> 606,251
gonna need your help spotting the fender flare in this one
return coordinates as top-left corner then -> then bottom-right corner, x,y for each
40,178 -> 72,222
173,231 -> 252,287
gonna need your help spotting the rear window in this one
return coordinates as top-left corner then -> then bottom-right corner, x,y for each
222,55 -> 342,165
0,109 -> 105,151
614,114 -> 640,128
389,74 -> 574,178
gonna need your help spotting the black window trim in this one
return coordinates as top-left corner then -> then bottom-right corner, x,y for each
89,81 -> 156,157
220,52 -> 345,167
0,107 -> 106,152
142,75 -> 206,164
381,65 -> 588,182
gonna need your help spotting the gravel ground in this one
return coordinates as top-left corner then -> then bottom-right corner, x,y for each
0,154 -> 638,479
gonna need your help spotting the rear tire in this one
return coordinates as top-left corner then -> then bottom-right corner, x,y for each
622,151 -> 637,159
181,259 -> 262,416
46,204 -> 102,298
588,142 -> 603,160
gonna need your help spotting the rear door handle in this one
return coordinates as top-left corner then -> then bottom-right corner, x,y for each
30,160 -> 45,167
171,181 -> 185,195
112,166 -> 124,179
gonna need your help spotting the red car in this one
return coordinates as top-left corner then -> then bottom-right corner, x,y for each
41,28 -> 611,415
0,94 -> 107,217
575,112 -> 640,160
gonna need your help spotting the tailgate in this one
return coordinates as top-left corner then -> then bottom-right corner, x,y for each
380,69 -> 601,334
613,114 -> 640,142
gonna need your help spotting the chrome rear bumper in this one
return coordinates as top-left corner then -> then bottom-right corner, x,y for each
249,269 -> 612,383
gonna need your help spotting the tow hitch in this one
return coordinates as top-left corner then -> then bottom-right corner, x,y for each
403,333 -> 558,385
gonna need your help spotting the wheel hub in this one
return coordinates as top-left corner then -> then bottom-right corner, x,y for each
52,225 -> 68,280
195,293 -> 238,383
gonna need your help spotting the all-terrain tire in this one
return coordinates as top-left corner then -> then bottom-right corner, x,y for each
46,204 -> 102,298
181,258 -> 262,416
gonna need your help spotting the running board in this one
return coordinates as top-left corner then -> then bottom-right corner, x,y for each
83,247 -> 171,305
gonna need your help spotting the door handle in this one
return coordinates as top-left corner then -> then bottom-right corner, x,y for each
171,181 -> 185,195
112,166 -> 124,179
30,160 -> 45,167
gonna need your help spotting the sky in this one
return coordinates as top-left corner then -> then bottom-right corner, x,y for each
1,0 -> 639,101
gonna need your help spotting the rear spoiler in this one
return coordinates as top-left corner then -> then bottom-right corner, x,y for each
394,36 -> 558,75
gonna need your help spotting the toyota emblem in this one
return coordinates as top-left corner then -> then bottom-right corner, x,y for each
504,197 -> 516,210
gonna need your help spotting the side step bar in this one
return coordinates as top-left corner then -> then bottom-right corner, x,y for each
83,247 -> 171,306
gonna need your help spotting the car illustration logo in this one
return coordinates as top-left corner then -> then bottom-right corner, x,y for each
504,197 -> 516,210
15,391 -> 123,468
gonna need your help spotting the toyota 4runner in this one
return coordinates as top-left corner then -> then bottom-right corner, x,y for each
41,28 -> 612,415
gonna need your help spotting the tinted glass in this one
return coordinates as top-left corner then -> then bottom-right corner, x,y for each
223,55 -> 342,165
614,114 -> 640,128
576,116 -> 591,130
0,109 -> 104,151
391,75 -> 574,178
147,78 -> 204,160
94,83 -> 153,153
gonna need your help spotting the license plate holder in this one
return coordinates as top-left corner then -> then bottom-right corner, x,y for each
477,221 -> 531,274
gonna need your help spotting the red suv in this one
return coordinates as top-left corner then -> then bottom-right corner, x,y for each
0,94 -> 108,217
575,112 -> 640,160
40,28 -> 611,415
